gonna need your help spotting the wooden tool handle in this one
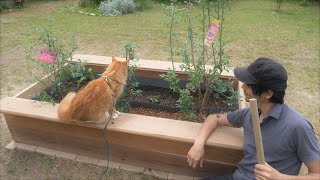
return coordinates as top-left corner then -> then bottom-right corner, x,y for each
249,98 -> 265,165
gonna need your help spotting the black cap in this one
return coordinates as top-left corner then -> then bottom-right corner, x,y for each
234,58 -> 288,91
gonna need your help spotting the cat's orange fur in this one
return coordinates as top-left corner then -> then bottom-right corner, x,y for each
58,56 -> 128,123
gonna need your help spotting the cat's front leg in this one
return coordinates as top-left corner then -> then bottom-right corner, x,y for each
111,108 -> 119,119
105,109 -> 119,119
105,107 -> 120,119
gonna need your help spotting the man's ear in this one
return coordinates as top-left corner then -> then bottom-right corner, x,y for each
264,90 -> 274,100
112,56 -> 116,63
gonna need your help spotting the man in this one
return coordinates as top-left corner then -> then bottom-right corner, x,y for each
187,58 -> 320,180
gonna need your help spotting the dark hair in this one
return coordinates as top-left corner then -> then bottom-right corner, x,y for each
247,84 -> 285,104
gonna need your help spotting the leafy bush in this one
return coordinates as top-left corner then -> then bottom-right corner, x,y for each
0,1 -> 11,11
274,0 -> 319,11
115,43 -> 140,112
79,0 -> 102,8
24,19 -> 94,103
15,0 -> 24,5
275,0 -> 285,12
135,0 -> 152,10
294,0 -> 317,6
152,0 -> 192,4
0,0 -> 24,11
99,0 -> 138,16
161,0 -> 238,119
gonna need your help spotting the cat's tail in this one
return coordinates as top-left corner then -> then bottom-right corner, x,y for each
58,92 -> 76,122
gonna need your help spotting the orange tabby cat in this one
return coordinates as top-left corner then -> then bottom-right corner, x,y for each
58,56 -> 129,123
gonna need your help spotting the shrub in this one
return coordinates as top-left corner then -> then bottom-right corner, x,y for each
15,0 -> 24,5
24,19 -> 94,103
161,0 -> 238,119
99,0 -> 138,16
275,0 -> 285,12
79,0 -> 102,8
0,1 -> 11,11
135,0 -> 152,10
116,43 -> 140,112
0,0 -> 23,11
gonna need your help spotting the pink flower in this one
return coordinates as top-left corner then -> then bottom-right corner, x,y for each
38,49 -> 58,64
15,0 -> 24,4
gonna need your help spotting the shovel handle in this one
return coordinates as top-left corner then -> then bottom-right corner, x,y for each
249,98 -> 265,165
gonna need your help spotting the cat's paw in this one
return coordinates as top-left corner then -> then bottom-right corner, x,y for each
111,113 -> 119,119
115,111 -> 120,115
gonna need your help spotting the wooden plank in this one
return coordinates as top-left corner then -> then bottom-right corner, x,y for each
72,54 -> 236,79
14,74 -> 54,99
73,54 -> 239,91
0,97 -> 243,150
0,97 -> 243,164
3,113 -> 237,177
108,143 -> 237,177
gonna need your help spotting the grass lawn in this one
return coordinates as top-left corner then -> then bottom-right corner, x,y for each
0,0 -> 319,179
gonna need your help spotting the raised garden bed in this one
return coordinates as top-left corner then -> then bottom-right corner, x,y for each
0,54 -> 247,178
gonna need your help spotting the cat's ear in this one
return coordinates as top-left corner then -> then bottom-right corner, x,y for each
112,56 -> 116,63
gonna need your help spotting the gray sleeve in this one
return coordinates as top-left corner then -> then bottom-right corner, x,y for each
227,108 -> 250,128
294,121 -> 320,163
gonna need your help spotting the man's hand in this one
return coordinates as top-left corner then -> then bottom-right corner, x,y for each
186,113 -> 229,169
254,162 -> 283,180
187,142 -> 205,169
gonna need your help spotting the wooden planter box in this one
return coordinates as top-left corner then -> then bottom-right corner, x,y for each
0,54 -> 247,178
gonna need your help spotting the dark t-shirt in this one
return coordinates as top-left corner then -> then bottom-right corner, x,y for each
227,103 -> 320,180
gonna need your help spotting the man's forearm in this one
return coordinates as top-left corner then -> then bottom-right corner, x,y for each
280,173 -> 320,180
194,114 -> 219,146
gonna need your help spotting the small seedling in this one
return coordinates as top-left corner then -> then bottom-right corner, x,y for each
147,95 -> 160,103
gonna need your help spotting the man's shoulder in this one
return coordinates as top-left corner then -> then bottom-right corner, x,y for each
281,104 -> 312,128
226,108 -> 251,127
227,108 -> 251,117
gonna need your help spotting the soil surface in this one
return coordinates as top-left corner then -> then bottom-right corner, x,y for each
128,85 -> 237,122
130,85 -> 180,108
130,107 -> 191,121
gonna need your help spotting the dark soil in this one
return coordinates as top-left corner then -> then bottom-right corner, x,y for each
127,85 -> 238,122
130,107 -> 193,121
128,85 -> 180,112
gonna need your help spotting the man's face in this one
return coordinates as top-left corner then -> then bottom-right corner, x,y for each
241,83 -> 256,102
241,83 -> 273,105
